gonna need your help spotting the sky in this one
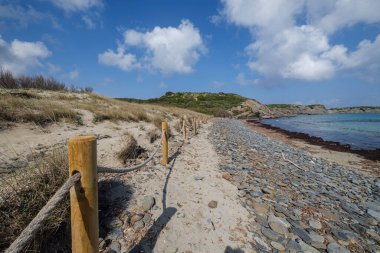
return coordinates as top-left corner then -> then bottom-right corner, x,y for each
0,0 -> 380,108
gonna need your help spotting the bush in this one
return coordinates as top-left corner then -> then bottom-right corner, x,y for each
0,69 -> 92,93
117,134 -> 145,164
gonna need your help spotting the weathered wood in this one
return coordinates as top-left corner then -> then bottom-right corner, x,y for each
182,119 -> 187,142
162,121 -> 168,165
69,136 -> 98,253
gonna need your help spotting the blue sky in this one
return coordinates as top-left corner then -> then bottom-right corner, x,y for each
0,0 -> 380,107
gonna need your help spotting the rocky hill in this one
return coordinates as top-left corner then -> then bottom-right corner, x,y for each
118,92 -> 247,116
267,104 -> 328,117
328,106 -> 380,114
119,91 -> 380,119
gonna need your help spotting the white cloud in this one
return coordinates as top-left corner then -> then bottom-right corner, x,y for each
236,72 -> 259,86
218,0 -> 380,82
48,0 -> 103,12
221,0 -> 304,33
0,4 -> 60,29
307,0 -> 380,34
99,20 -> 206,75
98,46 -> 137,71
69,69 -> 79,80
0,36 -> 51,75
82,15 -> 96,29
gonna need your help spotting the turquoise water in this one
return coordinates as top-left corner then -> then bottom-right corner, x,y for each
262,113 -> 380,150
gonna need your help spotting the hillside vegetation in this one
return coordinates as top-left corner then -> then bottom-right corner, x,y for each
118,92 -> 247,116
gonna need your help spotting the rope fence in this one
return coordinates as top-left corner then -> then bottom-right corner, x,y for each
5,117 -> 207,253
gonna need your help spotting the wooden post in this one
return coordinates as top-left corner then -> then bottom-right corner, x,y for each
193,117 -> 197,135
69,136 -> 98,253
162,121 -> 168,165
182,119 -> 187,142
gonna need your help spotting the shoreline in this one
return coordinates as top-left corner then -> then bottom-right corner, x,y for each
246,119 -> 380,162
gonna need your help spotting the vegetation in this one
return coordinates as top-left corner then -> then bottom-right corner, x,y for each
0,88 -> 203,128
0,69 -> 92,93
118,92 -> 247,116
117,134 -> 145,164
0,149 -> 71,252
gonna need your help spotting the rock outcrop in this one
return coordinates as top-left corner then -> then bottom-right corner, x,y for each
230,99 -> 273,119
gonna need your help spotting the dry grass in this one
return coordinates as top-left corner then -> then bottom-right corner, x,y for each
0,88 -> 206,129
117,134 -> 145,164
147,129 -> 160,143
0,148 -> 71,252
0,92 -> 80,126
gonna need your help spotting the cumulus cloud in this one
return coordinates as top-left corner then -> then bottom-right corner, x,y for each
99,20 -> 206,75
307,0 -> 380,34
218,0 -> 380,82
0,36 -> 51,75
48,0 -> 103,12
98,46 -> 137,71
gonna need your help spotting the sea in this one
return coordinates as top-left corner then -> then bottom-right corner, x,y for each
261,113 -> 380,150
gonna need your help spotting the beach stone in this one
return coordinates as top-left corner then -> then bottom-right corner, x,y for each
254,236 -> 270,252
331,228 -> 357,241
298,241 -> 319,253
133,220 -> 145,231
309,231 -> 326,249
261,227 -> 281,241
268,213 -> 290,235
255,215 -> 269,228
131,214 -> 144,224
109,241 -> 121,252
261,187 -> 275,194
194,175 -> 204,181
99,238 -> 106,250
141,196 -> 155,211
366,229 -> 380,243
367,209 -> 380,221
286,240 -> 302,253
107,227 -> 123,240
327,242 -> 350,253
142,214 -> 152,223
222,172 -> 232,181
291,225 -> 312,244
270,241 -> 285,251
251,201 -> 269,218
208,200 -> 218,208
309,219 -> 322,230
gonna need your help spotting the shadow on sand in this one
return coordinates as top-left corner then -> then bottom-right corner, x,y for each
98,179 -> 133,238
129,144 -> 183,252
224,246 -> 245,253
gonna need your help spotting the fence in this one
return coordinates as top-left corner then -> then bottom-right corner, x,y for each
5,117 -> 207,253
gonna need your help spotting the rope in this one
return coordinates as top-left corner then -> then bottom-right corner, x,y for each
98,139 -> 161,173
5,173 -> 81,253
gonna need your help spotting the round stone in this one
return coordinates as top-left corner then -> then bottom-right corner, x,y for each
271,241 -> 285,251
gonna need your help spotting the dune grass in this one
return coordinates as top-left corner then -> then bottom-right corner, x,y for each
0,148 -> 71,252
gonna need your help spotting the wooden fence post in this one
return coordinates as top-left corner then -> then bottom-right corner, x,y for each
69,136 -> 98,253
162,121 -> 168,165
193,117 -> 197,135
182,119 -> 187,142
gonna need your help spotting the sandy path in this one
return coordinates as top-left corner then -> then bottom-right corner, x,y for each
152,124 -> 251,253
123,123 -> 252,253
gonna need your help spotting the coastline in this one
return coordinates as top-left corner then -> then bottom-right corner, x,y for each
246,119 -> 380,162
